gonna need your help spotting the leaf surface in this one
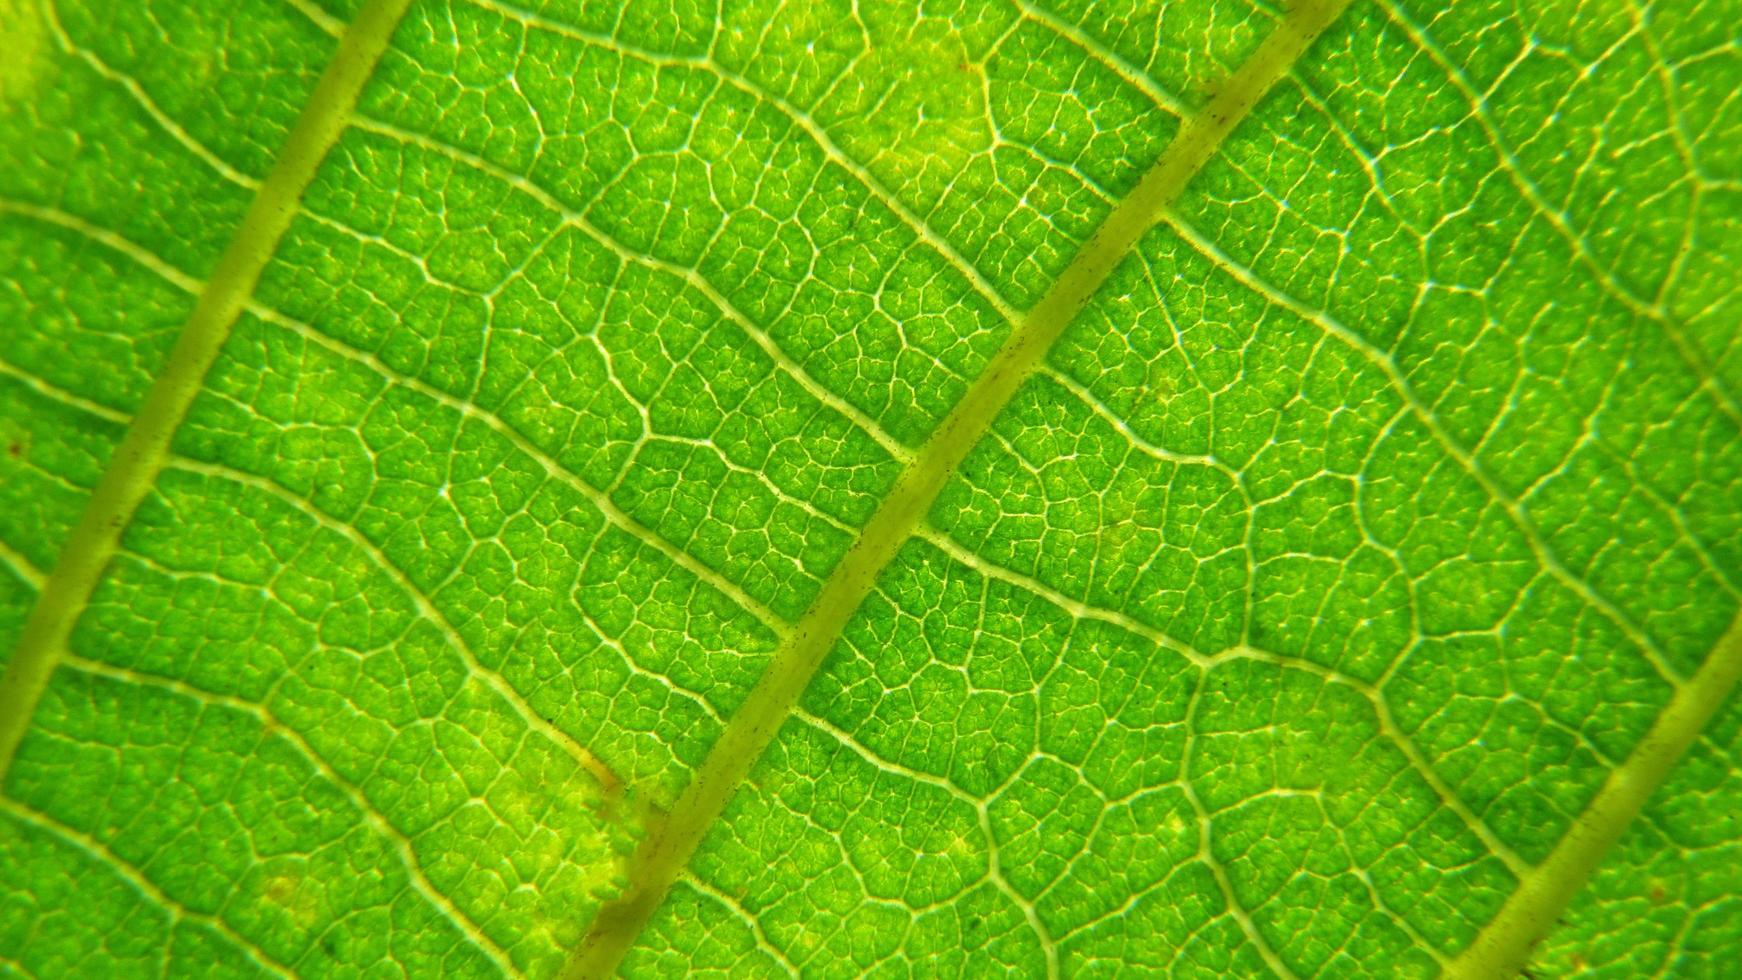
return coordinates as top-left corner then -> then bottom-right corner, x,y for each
0,0 -> 1738,977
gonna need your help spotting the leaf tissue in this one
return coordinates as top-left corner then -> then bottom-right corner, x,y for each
0,0 -> 1738,977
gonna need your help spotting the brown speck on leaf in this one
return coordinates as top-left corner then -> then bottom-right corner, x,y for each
1651,883 -> 1668,902
7,443 -> 18,457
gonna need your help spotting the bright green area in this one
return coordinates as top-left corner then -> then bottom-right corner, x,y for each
1,0 -> 1739,978
577,1 -> 1361,973
1534,696 -> 1742,977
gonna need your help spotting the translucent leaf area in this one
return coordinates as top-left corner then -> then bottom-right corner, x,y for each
0,0 -> 1738,977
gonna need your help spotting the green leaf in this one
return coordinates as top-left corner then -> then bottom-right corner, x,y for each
1,0 -> 1737,977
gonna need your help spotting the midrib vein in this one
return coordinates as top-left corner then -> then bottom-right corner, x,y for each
0,0 -> 414,779
1445,610 -> 1742,980
562,0 -> 1358,974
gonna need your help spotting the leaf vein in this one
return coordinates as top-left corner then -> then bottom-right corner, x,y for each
0,0 -> 418,782
162,456 -> 623,792
562,2 -> 1362,972
1166,210 -> 1691,688
1,799 -> 296,979
55,654 -> 519,975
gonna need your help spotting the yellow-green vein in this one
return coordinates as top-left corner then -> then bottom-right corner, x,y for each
0,0 -> 414,780
1446,611 -> 1742,980
561,0 -> 1359,974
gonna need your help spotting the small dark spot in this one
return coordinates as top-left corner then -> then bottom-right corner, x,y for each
967,916 -> 983,933
321,935 -> 338,956
1650,883 -> 1668,902
6,442 -> 18,457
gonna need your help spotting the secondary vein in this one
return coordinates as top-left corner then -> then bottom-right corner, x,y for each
0,0 -> 415,780
561,0 -> 1358,974
1445,611 -> 1742,979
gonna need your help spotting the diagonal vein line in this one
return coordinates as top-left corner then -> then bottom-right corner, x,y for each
1163,212 -> 1687,688
0,801 -> 296,979
0,0 -> 415,781
1373,0 -> 1742,431
471,0 -> 1027,329
284,0 -> 345,37
237,298 -> 794,634
344,113 -> 918,465
561,1 -> 1358,974
54,654 -> 519,973
1178,671 -> 1300,980
0,538 -> 44,591
1010,0 -> 1193,119
673,873 -> 806,976
38,3 -> 259,191
916,523 -> 1536,878
0,197 -> 793,636
0,353 -> 134,426
1446,611 -> 1742,979
163,456 -> 623,794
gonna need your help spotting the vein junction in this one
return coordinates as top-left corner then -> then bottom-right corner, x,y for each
564,0 -> 1359,974
0,0 -> 418,781
3,0 -> 1736,974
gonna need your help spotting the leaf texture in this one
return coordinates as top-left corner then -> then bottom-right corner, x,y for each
0,0 -> 1737,977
